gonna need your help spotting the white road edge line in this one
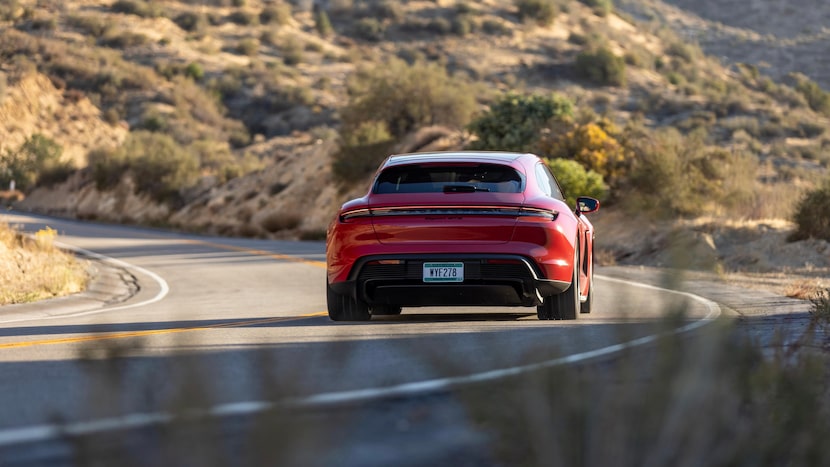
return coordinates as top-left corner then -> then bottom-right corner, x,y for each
0,242 -> 170,325
0,274 -> 720,448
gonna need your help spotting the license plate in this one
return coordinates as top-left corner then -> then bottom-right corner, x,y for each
423,262 -> 464,283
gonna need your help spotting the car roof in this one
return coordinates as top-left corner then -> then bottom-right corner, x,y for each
383,151 -> 534,168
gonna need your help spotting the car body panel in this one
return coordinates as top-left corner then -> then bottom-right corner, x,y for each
326,151 -> 597,312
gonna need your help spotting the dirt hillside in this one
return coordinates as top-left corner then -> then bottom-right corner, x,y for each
0,73 -> 126,166
617,0 -> 830,88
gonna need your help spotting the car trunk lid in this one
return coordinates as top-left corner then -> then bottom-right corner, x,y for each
367,192 -> 526,244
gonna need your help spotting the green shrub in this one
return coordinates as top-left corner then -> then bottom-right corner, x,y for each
579,0 -> 613,16
546,158 -> 606,203
227,9 -> 257,25
341,120 -> 393,147
88,132 -> 199,203
236,38 -> 259,56
335,60 -> 476,182
184,62 -> 204,81
99,31 -> 151,48
370,0 -> 404,21
314,9 -> 334,36
260,3 -> 291,25
482,19 -> 512,36
110,0 -> 164,18
341,58 -> 476,140
789,179 -> 830,241
666,41 -> 697,62
67,15 -> 112,37
280,38 -> 303,65
426,17 -> 452,34
623,127 -> 757,217
467,92 -> 573,153
515,0 -> 556,26
333,140 -> 396,182
451,15 -> 473,36
575,46 -> 626,86
173,12 -> 207,32
352,18 -> 385,42
794,77 -> 830,116
189,140 -> 262,183
0,134 -> 69,191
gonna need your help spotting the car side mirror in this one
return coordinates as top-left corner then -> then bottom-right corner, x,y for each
576,197 -> 600,214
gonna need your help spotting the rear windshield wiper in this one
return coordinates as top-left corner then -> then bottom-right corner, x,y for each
443,184 -> 490,193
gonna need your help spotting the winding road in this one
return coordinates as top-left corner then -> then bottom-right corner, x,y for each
0,211 -> 722,466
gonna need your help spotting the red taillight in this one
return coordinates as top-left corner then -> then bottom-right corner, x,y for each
339,208 -> 371,222
366,259 -> 403,265
518,207 -> 558,221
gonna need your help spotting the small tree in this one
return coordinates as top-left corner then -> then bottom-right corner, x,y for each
575,46 -> 626,87
467,92 -> 573,153
341,58 -> 476,140
335,59 -> 476,182
0,134 -> 70,191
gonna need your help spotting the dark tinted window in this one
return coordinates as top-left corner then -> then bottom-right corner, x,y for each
374,164 -> 524,194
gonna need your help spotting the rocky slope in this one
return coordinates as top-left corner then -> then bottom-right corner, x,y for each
617,0 -> 830,88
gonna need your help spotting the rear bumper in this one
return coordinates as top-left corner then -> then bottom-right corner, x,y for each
330,254 -> 570,307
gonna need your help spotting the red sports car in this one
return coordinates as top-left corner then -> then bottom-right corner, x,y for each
326,151 -> 599,321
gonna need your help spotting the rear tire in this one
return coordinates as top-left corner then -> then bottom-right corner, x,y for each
537,246 -> 580,321
327,280 -> 371,321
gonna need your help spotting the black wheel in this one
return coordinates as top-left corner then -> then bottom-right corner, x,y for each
326,280 -> 370,321
580,266 -> 593,314
537,245 -> 580,321
372,305 -> 402,316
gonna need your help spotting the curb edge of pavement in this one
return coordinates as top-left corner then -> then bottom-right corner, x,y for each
0,252 -> 138,322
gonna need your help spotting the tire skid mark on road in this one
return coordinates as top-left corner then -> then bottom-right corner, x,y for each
0,275 -> 721,448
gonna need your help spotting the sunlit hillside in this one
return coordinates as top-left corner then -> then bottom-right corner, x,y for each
0,0 -> 828,248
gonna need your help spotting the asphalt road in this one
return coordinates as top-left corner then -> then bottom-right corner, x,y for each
0,211 -> 720,465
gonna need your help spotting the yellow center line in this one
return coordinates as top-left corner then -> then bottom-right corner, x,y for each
179,239 -> 327,269
0,312 -> 328,350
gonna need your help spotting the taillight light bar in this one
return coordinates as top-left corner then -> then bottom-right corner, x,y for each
339,208 -> 371,222
517,207 -> 559,221
340,206 -> 558,222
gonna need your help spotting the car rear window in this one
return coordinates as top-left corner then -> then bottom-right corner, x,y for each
373,164 -> 524,194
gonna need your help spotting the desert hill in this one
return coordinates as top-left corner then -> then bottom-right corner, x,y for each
1,0 -> 828,280
617,0 -> 830,88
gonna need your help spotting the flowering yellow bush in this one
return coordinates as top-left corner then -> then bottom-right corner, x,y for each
538,120 -> 631,182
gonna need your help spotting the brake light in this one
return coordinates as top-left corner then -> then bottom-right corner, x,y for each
339,208 -> 371,222
518,207 -> 559,221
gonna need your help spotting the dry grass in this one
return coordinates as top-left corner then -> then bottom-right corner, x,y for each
784,278 -> 827,300
0,223 -> 88,305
